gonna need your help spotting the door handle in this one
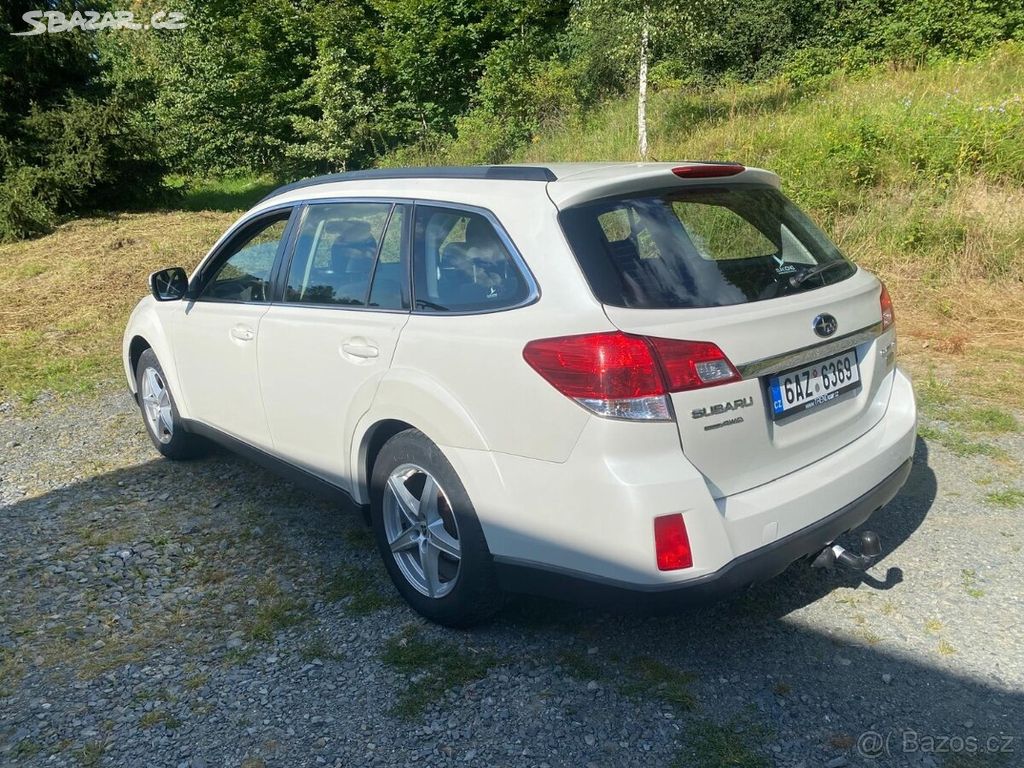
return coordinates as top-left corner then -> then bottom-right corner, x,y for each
341,341 -> 380,359
230,325 -> 255,342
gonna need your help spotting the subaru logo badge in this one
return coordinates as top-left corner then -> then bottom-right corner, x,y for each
813,313 -> 838,338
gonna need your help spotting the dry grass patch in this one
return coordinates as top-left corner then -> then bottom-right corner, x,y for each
0,211 -> 235,400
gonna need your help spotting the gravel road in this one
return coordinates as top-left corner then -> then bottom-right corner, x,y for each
1,389 -> 1021,768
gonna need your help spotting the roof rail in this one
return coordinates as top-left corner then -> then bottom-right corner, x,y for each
259,165 -> 557,203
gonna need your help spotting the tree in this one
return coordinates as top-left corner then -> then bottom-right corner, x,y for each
155,0 -> 317,175
567,0 -> 709,159
287,2 -> 379,171
638,5 -> 650,159
0,0 -> 166,240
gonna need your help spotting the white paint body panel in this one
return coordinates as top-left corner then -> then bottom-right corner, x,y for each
454,368 -> 915,585
171,301 -> 273,447
123,163 -> 918,591
604,272 -> 894,497
258,304 -> 409,484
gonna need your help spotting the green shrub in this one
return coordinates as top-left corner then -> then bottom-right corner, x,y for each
0,165 -> 57,242
0,96 -> 166,242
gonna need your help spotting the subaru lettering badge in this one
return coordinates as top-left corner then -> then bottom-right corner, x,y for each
812,313 -> 838,338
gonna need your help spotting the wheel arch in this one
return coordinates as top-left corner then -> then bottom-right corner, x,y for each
350,371 -> 491,505
358,418 -> 416,506
127,335 -> 152,387
122,300 -> 191,419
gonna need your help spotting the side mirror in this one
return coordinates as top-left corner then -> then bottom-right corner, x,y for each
149,267 -> 189,301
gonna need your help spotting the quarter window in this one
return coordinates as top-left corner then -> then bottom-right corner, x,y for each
200,211 -> 291,303
412,206 -> 528,312
285,202 -> 391,306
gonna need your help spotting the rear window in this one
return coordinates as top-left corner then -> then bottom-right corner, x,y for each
559,186 -> 856,309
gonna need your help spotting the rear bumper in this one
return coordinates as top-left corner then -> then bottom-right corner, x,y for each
493,457 -> 911,608
450,366 -> 916,587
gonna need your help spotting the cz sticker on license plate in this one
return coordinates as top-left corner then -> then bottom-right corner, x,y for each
768,349 -> 860,420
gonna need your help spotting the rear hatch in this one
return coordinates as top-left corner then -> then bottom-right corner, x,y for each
557,173 -> 894,498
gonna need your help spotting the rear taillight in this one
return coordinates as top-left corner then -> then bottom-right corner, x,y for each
647,337 -> 741,391
671,162 -> 745,179
522,331 -> 740,421
879,283 -> 895,331
654,514 -> 693,570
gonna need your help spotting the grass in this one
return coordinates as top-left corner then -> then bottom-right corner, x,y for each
916,374 -> 1020,433
380,626 -> 497,718
556,649 -> 604,681
0,210 -> 235,401
243,578 -> 312,641
859,629 -> 882,646
984,488 -> 1024,508
164,174 -> 281,213
673,720 -> 768,768
322,564 -> 396,615
248,594 -> 310,642
223,647 -> 258,666
71,741 -> 106,767
13,739 -> 42,759
184,673 -> 209,691
917,425 -> 1004,458
299,638 -> 346,663
138,710 -> 181,729
618,656 -> 698,712
960,568 -> 985,599
554,648 -> 697,712
0,647 -> 23,698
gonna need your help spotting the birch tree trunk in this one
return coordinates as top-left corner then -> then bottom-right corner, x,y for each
637,8 -> 649,160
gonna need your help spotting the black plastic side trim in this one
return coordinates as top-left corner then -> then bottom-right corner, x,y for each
182,419 -> 367,516
259,166 -> 557,204
493,458 -> 913,608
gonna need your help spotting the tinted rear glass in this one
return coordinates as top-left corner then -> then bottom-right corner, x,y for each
412,205 -> 530,312
559,186 -> 856,309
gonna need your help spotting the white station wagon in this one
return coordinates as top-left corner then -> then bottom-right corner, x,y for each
124,163 -> 917,625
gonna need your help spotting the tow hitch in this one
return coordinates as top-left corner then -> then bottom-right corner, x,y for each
811,530 -> 882,572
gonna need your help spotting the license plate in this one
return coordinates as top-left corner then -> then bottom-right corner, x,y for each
768,349 -> 860,419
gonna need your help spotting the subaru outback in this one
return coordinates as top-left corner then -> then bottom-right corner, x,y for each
124,163 -> 917,626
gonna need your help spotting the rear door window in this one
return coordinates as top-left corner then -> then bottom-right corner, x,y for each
560,186 -> 855,309
411,206 -> 530,313
285,202 -> 391,306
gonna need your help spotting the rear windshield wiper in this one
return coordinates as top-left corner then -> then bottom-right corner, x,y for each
789,260 -> 851,288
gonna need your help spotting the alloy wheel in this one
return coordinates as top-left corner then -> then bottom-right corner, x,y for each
141,366 -> 174,444
382,463 -> 462,598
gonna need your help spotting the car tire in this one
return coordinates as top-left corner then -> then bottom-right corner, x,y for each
135,349 -> 206,460
370,429 -> 504,627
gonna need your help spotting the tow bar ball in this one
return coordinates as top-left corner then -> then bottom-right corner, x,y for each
812,530 -> 882,571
